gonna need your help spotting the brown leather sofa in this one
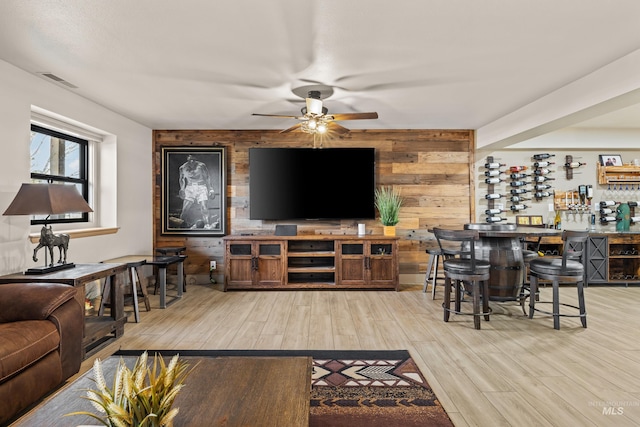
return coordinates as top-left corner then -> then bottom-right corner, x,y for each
0,282 -> 83,425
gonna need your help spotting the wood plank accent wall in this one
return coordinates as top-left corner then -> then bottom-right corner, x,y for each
153,129 -> 475,283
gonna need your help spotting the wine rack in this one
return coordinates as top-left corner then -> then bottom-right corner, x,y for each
483,156 -> 507,223
507,163 -> 530,213
564,154 -> 586,180
532,153 -> 555,201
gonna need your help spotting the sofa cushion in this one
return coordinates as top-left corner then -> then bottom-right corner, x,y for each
0,282 -> 76,323
0,320 -> 60,382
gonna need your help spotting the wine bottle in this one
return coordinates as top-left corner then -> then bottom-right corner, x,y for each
510,188 -> 530,194
486,216 -> 507,223
600,200 -> 617,207
485,208 -> 506,215
532,153 -> 555,160
509,165 -> 528,172
554,210 -> 562,230
600,208 -> 614,215
533,175 -> 555,182
565,161 -> 586,168
510,195 -> 529,202
600,216 -> 617,223
510,180 -> 529,187
509,172 -> 530,179
533,168 -> 552,175
534,191 -> 553,198
533,161 -> 555,168
484,169 -> 503,177
631,216 -> 640,223
534,184 -> 552,191
485,162 -> 506,169
485,193 -> 505,200
627,201 -> 640,207
484,177 -> 505,184
510,204 -> 529,211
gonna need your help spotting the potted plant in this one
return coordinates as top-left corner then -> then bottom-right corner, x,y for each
67,351 -> 194,427
374,186 -> 403,236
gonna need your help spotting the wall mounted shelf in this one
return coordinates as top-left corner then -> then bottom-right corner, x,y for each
597,163 -> 640,184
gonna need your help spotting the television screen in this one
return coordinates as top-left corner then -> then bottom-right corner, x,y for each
249,147 -> 376,220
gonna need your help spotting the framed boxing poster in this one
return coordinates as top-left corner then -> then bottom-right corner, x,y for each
161,146 -> 226,236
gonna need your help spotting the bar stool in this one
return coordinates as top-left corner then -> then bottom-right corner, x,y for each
422,241 -> 443,299
528,230 -> 588,330
433,227 -> 491,330
518,249 -> 540,314
155,246 -> 187,294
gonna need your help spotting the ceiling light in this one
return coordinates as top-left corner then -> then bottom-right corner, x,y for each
306,97 -> 323,116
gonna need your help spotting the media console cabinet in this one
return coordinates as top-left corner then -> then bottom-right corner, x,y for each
223,235 -> 399,290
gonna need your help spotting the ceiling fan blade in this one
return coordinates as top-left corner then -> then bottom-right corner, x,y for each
330,112 -> 378,121
280,123 -> 304,133
252,113 -> 302,119
328,122 -> 351,134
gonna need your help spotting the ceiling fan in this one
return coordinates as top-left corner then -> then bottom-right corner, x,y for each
252,86 -> 378,135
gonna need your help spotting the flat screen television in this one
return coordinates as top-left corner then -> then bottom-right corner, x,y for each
249,147 -> 376,220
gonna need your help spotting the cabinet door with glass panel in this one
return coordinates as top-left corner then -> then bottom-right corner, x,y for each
225,241 -> 285,289
338,240 -> 397,289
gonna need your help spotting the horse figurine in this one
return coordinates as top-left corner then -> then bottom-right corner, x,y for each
32,226 -> 70,266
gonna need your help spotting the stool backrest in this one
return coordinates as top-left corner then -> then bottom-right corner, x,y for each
561,230 -> 589,268
433,228 -> 480,269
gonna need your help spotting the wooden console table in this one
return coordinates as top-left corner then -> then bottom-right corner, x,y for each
12,356 -> 312,427
0,263 -> 128,358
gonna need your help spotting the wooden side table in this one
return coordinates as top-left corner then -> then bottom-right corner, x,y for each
0,263 -> 128,358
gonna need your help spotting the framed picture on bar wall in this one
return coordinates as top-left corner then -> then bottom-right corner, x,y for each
161,146 -> 226,236
599,154 -> 622,166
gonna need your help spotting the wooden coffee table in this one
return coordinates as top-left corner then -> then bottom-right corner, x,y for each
12,356 -> 312,427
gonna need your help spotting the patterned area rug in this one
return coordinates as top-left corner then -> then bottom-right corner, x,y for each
114,349 -> 452,427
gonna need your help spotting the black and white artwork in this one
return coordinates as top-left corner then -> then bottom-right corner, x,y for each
161,147 -> 226,236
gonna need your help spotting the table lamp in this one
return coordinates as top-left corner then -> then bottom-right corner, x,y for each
3,183 -> 93,274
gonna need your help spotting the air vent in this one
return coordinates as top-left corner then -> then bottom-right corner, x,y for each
38,72 -> 79,89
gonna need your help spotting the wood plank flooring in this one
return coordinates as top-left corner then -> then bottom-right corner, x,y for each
78,281 -> 640,427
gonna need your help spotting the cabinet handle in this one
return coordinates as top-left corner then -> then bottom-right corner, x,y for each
252,257 -> 258,270
365,257 -> 370,270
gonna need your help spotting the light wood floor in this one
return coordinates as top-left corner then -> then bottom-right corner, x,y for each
80,281 -> 640,427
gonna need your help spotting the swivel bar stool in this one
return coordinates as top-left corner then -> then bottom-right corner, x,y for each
528,230 -> 588,330
422,240 -> 443,299
433,227 -> 491,330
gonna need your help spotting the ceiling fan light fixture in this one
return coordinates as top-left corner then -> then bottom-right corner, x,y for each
306,97 -> 323,116
317,122 -> 328,134
308,118 -> 317,129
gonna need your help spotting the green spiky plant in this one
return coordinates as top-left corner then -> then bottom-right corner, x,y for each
66,351 -> 194,427
374,186 -> 403,226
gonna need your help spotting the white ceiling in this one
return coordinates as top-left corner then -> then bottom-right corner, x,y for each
1,0 -> 640,148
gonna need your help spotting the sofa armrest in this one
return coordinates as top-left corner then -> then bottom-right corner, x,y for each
0,282 -> 77,323
48,298 -> 84,379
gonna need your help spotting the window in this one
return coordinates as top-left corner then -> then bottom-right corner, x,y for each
30,124 -> 89,225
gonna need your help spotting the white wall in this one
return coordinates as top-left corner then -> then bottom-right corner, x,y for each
475,128 -> 640,231
0,60 -> 153,275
